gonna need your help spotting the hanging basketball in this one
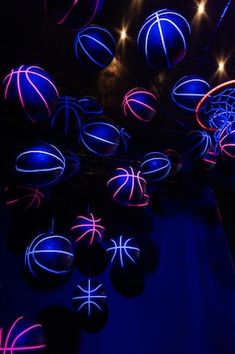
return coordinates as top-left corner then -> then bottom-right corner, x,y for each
140,152 -> 171,181
74,25 -> 116,70
0,316 -> 46,353
122,87 -> 158,123
70,212 -> 105,247
182,130 -> 212,159
51,96 -> 84,137
25,232 -> 74,282
80,119 -> 121,156
137,9 -> 191,69
106,235 -> 140,269
15,143 -> 65,187
172,75 -> 210,112
2,65 -> 59,123
107,166 -> 150,208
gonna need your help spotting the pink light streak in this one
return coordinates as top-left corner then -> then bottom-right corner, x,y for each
54,0 -> 100,29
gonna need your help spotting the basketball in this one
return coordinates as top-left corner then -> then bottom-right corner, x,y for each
51,96 -> 84,137
137,9 -> 191,69
122,87 -> 158,123
0,316 -> 46,353
15,143 -> 65,187
80,119 -> 121,156
3,65 -> 58,123
172,75 -> 210,112
106,235 -> 140,269
25,232 -> 74,282
107,166 -> 150,208
182,130 -> 212,159
74,25 -> 116,70
140,152 -> 171,181
70,212 -> 105,247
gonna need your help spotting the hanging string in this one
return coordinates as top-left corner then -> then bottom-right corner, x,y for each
49,217 -> 55,234
204,0 -> 233,53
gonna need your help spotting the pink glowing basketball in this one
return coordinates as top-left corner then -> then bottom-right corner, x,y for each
122,87 -> 158,123
2,65 -> 59,123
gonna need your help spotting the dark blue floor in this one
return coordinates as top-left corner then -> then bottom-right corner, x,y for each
0,181 -> 235,354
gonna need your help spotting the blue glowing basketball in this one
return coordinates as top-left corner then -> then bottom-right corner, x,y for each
51,96 -> 83,136
106,235 -> 140,269
72,279 -> 108,318
15,143 -> 65,187
107,166 -> 150,208
63,151 -> 81,181
25,232 -> 74,282
70,212 -> 105,247
122,87 -> 158,123
137,9 -> 191,69
77,96 -> 104,118
80,119 -> 121,156
0,316 -> 46,353
44,0 -> 104,30
172,75 -> 210,112
182,130 -> 212,159
118,127 -> 131,153
74,25 -> 116,70
140,152 -> 171,182
3,65 -> 59,123
164,149 -> 183,175
219,121 -> 235,159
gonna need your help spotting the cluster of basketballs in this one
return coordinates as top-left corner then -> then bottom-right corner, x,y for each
23,212 -> 141,325
3,0 -> 235,347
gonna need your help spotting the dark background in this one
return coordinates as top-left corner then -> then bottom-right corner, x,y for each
0,1 -> 235,353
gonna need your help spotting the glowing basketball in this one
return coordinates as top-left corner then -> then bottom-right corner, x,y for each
2,65 -> 58,123
106,235 -> 140,269
164,149 -> 183,174
107,166 -> 150,208
25,232 -> 74,282
137,9 -> 191,69
70,212 -> 105,247
122,87 -> 158,123
15,143 -> 65,187
63,151 -> 81,181
4,185 -> 44,213
219,121 -> 235,159
172,75 -> 210,112
72,279 -> 107,318
74,25 -> 116,70
119,127 -> 131,153
0,316 -> 46,352
51,96 -> 83,136
80,119 -> 121,156
182,130 -> 212,159
77,96 -> 104,117
44,0 -> 104,30
140,152 -> 171,181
